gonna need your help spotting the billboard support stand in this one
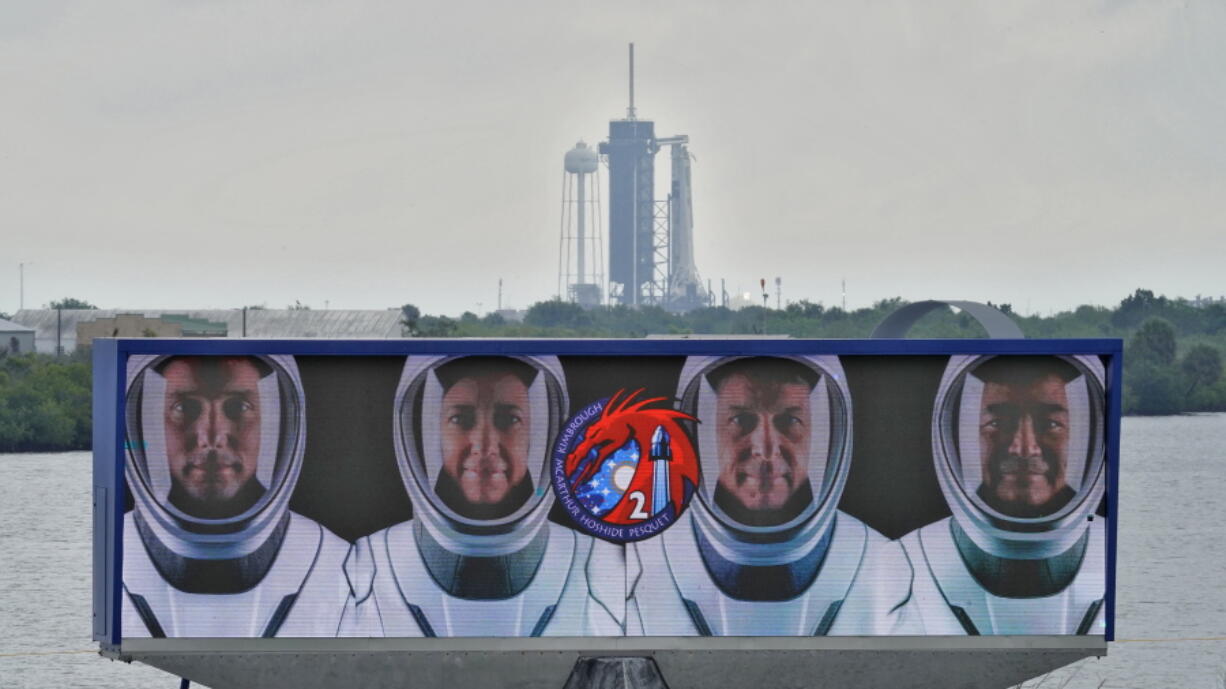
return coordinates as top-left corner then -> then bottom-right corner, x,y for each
563,657 -> 670,689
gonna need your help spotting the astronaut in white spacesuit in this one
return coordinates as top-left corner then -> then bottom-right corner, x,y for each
626,356 -> 914,636
121,355 -> 352,638
900,355 -> 1108,635
341,355 -> 622,637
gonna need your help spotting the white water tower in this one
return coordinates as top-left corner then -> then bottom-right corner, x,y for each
558,141 -> 604,307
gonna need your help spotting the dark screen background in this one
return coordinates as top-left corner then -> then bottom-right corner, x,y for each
291,356 -> 411,542
840,356 -> 951,539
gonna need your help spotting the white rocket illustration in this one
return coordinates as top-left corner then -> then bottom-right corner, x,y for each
650,425 -> 672,515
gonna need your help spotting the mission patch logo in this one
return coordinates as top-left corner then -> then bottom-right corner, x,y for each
550,389 -> 699,543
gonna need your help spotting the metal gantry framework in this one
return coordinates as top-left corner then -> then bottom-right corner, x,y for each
646,200 -> 670,305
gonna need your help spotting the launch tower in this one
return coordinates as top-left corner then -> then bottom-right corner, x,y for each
600,44 -> 707,310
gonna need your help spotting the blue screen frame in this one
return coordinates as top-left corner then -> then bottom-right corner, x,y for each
92,337 -> 1123,646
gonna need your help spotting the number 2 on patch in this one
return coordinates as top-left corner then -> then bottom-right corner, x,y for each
627,491 -> 649,520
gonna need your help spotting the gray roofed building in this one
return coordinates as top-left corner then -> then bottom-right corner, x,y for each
11,309 -> 407,354
0,317 -> 36,355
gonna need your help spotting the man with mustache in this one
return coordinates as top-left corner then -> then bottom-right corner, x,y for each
122,356 -> 353,638
975,359 -> 1076,519
626,357 -> 915,636
900,356 -> 1108,635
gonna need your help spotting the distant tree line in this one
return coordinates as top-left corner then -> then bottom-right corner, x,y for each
1,288 -> 1221,452
1124,318 -> 1222,414
401,288 -> 1226,416
0,350 -> 92,452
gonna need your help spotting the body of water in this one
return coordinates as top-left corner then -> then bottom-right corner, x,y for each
1,414 -> 1224,688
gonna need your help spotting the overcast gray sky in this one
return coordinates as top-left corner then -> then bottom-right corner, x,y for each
3,1 -> 1224,316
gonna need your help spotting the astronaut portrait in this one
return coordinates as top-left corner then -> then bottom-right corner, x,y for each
900,355 -> 1108,635
626,356 -> 914,636
974,357 -> 1079,518
159,357 -> 267,518
341,355 -> 623,637
121,355 -> 352,638
434,358 -> 535,520
709,358 -> 817,525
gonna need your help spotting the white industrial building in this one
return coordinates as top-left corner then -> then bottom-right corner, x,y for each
10,309 -> 408,355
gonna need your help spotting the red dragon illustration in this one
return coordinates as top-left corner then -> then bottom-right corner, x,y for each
564,389 -> 699,524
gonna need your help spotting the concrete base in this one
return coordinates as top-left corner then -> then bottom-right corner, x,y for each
103,637 -> 1106,689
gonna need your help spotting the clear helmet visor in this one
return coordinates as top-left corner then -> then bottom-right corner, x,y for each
682,356 -> 850,533
125,355 -> 303,525
397,356 -> 565,529
943,355 -> 1104,523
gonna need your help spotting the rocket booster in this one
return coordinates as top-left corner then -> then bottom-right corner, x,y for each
650,425 -> 672,515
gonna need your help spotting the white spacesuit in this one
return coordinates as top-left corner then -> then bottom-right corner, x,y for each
121,355 -> 353,638
626,355 -> 913,636
341,355 -> 622,637
900,355 -> 1108,635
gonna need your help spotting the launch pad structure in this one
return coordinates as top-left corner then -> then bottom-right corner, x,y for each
560,44 -> 710,312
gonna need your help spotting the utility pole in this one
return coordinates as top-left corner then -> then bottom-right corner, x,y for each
841,277 -> 846,311
498,278 -> 503,311
775,277 -> 782,310
758,278 -> 769,335
19,262 -> 27,310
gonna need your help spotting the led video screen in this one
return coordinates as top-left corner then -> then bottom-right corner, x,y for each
114,351 -> 1110,639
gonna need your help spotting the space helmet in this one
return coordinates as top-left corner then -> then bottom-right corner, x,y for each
392,355 -> 568,558
676,355 -> 853,567
124,354 -> 306,561
932,354 -> 1106,560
